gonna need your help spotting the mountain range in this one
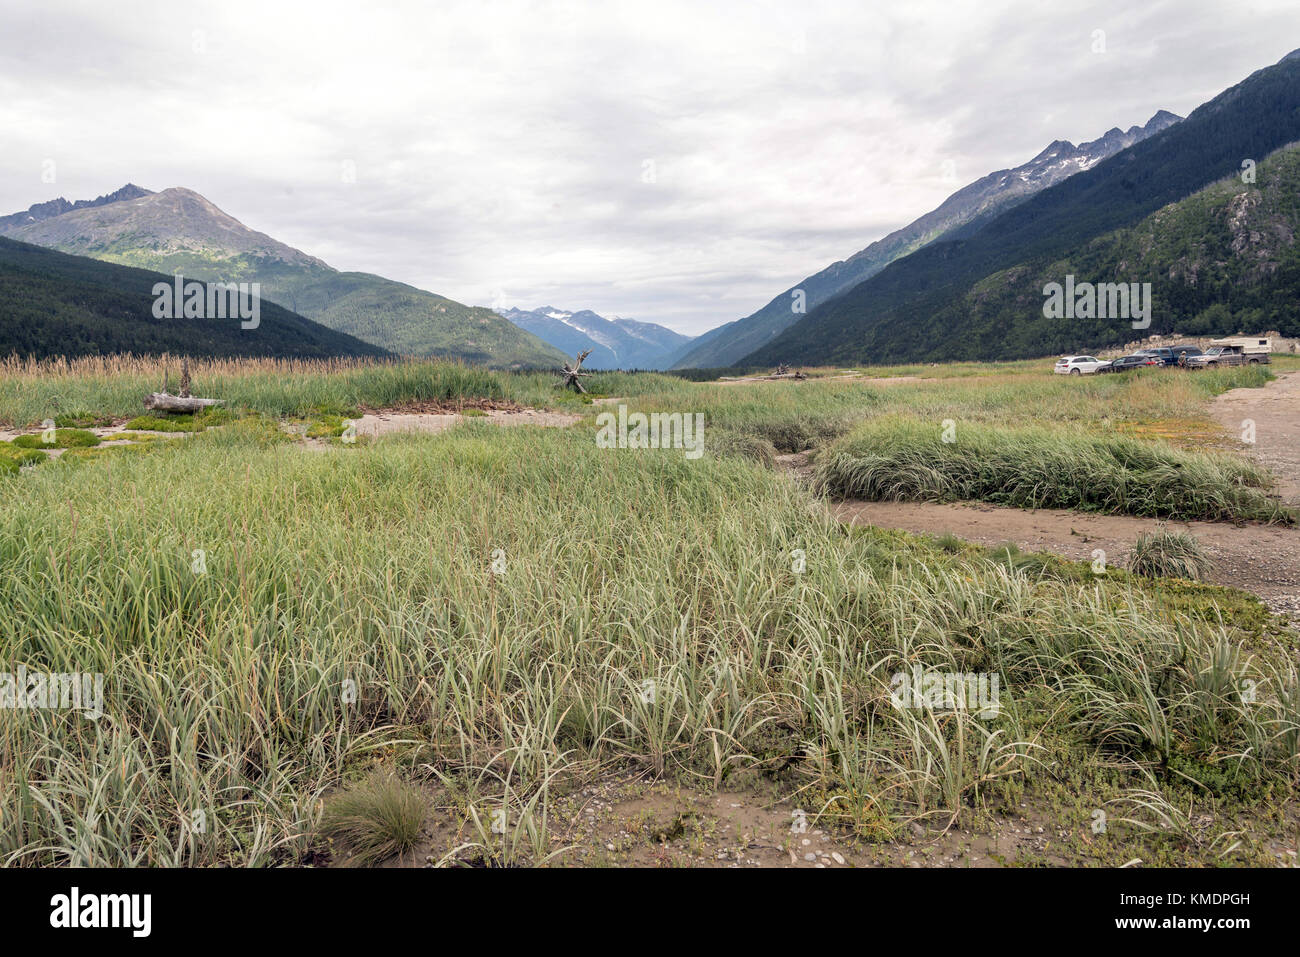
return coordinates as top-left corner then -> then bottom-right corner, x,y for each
500,306 -> 692,369
0,187 -> 567,368
3,50 -> 1297,369
671,110 -> 1183,369
744,48 -> 1300,366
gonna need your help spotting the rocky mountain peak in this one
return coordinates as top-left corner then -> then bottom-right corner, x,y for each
0,182 -> 155,232
0,185 -> 329,268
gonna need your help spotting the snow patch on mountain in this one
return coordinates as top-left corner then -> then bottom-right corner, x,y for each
500,306 -> 693,369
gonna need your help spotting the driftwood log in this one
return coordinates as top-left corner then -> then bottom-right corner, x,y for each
144,356 -> 223,412
143,393 -> 224,413
559,349 -> 594,393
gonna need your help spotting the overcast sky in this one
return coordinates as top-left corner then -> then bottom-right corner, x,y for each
1,0 -> 1297,335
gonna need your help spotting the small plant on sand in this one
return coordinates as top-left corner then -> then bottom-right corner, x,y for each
12,428 -> 100,449
1127,525 -> 1214,580
319,771 -> 428,866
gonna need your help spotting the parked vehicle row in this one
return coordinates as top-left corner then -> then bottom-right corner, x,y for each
1052,353 -> 1162,375
1054,338 -> 1272,376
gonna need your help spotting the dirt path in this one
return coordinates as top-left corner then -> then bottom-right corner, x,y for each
833,500 -> 1300,616
1209,369 -> 1300,504
342,763 -> 1294,869
359,770 -> 1126,869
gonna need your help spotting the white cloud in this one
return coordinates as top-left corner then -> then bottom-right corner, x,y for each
1,0 -> 1297,334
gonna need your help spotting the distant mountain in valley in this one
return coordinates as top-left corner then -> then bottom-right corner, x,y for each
501,306 -> 692,369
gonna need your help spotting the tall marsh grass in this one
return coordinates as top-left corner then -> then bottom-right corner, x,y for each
815,417 -> 1294,523
0,421 -> 1294,865
0,353 -> 689,426
0,353 -> 1273,436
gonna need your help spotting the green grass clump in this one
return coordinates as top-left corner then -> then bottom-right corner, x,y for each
0,443 -> 50,468
707,428 -> 778,467
124,407 -> 234,433
303,413 -> 354,439
123,415 -> 197,432
11,429 -> 100,449
815,417 -> 1294,524
319,772 -> 428,866
108,432 -> 182,443
986,542 -> 1066,580
1128,526 -> 1215,580
56,444 -> 156,464
54,412 -> 115,429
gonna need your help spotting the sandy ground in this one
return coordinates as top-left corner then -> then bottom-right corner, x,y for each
332,764 -> 1296,870
1208,369 -> 1300,503
342,770 -> 1125,869
378,774 -> 863,869
0,422 -> 186,459
352,408 -> 580,438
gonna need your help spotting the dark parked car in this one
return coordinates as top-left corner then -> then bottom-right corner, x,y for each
1108,354 -> 1162,372
1132,345 -> 1202,366
1132,348 -> 1173,365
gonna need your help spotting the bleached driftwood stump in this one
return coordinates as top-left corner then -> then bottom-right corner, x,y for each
560,349 -> 594,394
143,357 -> 225,412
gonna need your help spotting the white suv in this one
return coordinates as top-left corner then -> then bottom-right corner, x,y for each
1054,355 -> 1109,376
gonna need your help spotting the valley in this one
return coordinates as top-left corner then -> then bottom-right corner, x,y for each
2,9 -> 1299,892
